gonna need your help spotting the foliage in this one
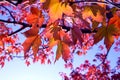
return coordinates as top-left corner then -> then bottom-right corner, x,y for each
0,0 -> 120,79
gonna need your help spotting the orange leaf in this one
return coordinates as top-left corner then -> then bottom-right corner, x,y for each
62,42 -> 71,62
32,35 -> 41,57
0,40 -> 4,49
109,14 -> 120,29
55,41 -> 71,62
55,41 -> 62,61
26,7 -> 44,26
26,14 -> 39,25
22,36 -> 37,54
23,26 -> 39,37
30,7 -> 40,16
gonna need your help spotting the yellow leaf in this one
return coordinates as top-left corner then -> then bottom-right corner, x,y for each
49,2 -> 73,22
43,0 -> 59,9
82,6 -> 103,22
49,38 -> 58,49
40,0 -> 46,3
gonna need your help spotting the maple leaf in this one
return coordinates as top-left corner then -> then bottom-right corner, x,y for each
71,26 -> 83,46
82,5 -> 104,22
22,26 -> 41,57
22,36 -> 37,54
109,13 -> 120,29
23,26 -> 39,37
49,2 -> 73,23
55,41 -> 62,61
26,7 -> 44,26
42,0 -> 59,9
92,21 -> 99,30
55,41 -> 70,62
94,25 -> 120,50
94,26 -> 106,44
48,38 -> 58,49
50,25 -> 61,40
0,40 -> 4,49
61,41 -> 71,62
32,36 -> 41,57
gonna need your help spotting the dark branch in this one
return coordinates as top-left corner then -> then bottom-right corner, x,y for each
69,0 -> 120,8
0,19 -> 97,36
97,43 -> 114,67
8,26 -> 26,36
0,19 -> 31,27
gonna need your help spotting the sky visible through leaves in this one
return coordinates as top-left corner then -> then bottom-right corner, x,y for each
0,0 -> 120,80
0,31 -> 119,80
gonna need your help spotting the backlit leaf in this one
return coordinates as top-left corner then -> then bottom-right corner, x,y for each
32,36 -> 41,57
94,26 -> 106,44
82,6 -> 104,22
55,41 -> 62,61
48,38 -> 58,49
49,2 -> 73,22
50,26 -> 61,40
62,42 -> 70,62
94,25 -> 120,50
109,13 -> 120,29
105,25 -> 120,50
55,41 -> 70,62
30,7 -> 40,16
71,26 -> 83,46
22,36 -> 37,54
92,21 -> 99,30
23,26 -> 39,37
0,40 -> 4,49
26,7 -> 44,26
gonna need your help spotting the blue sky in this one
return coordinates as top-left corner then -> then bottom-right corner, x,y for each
0,41 -> 119,80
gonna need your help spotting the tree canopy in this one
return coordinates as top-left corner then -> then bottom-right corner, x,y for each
0,0 -> 120,79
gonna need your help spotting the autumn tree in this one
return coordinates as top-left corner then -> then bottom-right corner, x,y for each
0,0 -> 120,79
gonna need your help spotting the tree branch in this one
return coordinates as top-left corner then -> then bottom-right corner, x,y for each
0,19 -> 97,36
69,0 -> 120,8
0,19 -> 31,27
97,42 -> 114,67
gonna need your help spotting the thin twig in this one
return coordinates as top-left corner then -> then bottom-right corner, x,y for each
0,5 -> 15,21
97,42 -> 114,67
69,0 -> 120,8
